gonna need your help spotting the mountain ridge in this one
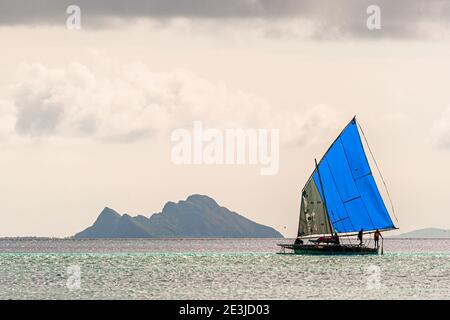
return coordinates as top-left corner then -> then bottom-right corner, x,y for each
391,227 -> 450,238
74,194 -> 283,238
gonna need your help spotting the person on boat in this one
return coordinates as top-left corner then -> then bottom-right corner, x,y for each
310,234 -> 339,245
312,236 -> 326,244
357,229 -> 364,246
374,229 -> 382,248
331,232 -> 340,245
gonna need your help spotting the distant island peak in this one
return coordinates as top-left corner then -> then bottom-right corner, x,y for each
74,194 -> 283,239
392,227 -> 450,239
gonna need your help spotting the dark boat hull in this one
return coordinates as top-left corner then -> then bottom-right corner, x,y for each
277,244 -> 379,255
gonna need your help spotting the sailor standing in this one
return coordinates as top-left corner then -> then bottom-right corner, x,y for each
357,229 -> 364,246
374,229 -> 382,248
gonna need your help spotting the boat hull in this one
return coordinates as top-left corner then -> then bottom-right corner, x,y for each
278,244 -> 379,255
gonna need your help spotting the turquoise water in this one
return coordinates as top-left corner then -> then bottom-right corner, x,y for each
1,238 -> 450,299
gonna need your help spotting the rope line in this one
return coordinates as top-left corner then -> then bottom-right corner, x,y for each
357,120 -> 399,224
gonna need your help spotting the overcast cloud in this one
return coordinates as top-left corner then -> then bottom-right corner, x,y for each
1,0 -> 450,39
3,59 -> 341,145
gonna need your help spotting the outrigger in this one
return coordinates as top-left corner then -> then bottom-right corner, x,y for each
278,117 -> 398,255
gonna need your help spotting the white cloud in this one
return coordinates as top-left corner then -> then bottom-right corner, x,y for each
272,104 -> 344,147
3,58 -> 341,146
9,61 -> 271,142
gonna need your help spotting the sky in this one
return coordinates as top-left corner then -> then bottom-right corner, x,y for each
1,0 -> 450,237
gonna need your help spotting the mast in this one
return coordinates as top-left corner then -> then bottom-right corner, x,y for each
315,158 -> 334,235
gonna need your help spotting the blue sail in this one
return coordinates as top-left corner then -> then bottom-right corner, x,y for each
312,118 -> 395,233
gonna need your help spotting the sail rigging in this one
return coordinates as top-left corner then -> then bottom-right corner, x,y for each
297,117 -> 396,237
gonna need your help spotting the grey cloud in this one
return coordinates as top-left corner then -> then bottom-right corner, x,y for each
8,61 -> 274,143
1,0 -> 450,39
101,129 -> 153,144
8,61 -> 339,145
432,106 -> 450,149
0,0 -> 305,22
15,95 -> 64,136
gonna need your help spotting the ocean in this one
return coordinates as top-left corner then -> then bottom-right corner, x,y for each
1,238 -> 450,299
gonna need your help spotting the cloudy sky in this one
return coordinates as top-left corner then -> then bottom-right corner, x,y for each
1,0 -> 450,237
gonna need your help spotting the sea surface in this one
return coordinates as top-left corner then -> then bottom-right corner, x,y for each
1,238 -> 450,299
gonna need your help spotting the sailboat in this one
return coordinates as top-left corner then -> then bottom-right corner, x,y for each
279,117 -> 397,255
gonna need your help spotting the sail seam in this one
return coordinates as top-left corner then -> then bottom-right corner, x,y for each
323,157 -> 355,232
342,196 -> 362,204
339,131 -> 377,230
354,172 -> 372,180
331,141 -> 358,232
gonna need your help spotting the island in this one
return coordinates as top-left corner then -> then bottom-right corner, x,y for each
74,194 -> 283,238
